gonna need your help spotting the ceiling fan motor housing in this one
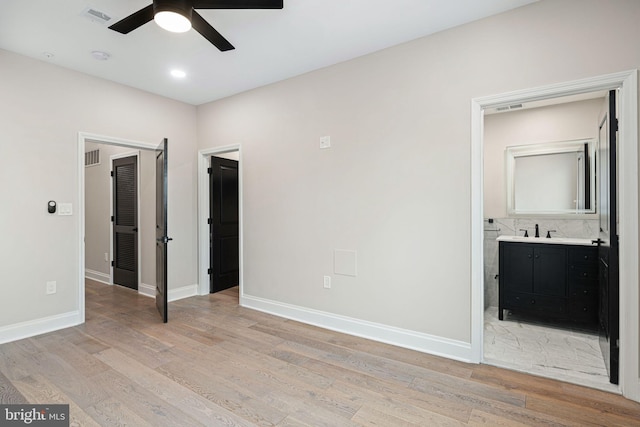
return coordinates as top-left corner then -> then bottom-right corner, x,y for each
154,0 -> 193,20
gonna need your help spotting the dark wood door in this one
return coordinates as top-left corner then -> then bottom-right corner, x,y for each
597,90 -> 619,384
156,139 -> 170,323
112,155 -> 138,289
209,156 -> 239,293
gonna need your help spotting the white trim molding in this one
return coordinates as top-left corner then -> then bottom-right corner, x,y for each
139,283 -> 156,298
242,295 -> 472,362
0,311 -> 82,345
85,269 -> 111,285
168,284 -> 198,302
471,70 -> 639,402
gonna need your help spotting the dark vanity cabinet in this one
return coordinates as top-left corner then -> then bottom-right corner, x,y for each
499,241 -> 598,325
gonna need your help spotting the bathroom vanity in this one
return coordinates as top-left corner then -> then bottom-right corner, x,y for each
497,235 -> 598,325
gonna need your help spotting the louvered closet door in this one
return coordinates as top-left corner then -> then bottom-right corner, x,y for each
113,155 -> 138,289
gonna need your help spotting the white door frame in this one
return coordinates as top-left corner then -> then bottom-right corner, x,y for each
470,70 -> 639,401
197,145 -> 243,296
77,132 -> 158,323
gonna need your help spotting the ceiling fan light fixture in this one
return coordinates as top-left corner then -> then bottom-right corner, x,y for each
153,0 -> 192,33
154,11 -> 191,33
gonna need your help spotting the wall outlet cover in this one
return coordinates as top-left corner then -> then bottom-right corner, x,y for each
46,281 -> 57,295
323,276 -> 331,289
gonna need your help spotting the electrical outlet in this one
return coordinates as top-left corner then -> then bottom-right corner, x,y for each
323,276 -> 331,289
104,252 -> 109,262
46,281 -> 57,295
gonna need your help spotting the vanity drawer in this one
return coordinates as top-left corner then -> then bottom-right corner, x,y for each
569,283 -> 598,299
569,247 -> 598,265
568,298 -> 598,323
503,292 -> 566,314
569,264 -> 598,281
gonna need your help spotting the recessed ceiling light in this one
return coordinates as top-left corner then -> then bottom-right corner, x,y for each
91,50 -> 111,61
170,69 -> 187,78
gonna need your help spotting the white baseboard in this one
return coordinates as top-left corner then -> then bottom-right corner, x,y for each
169,284 -> 198,302
0,311 -> 82,345
241,295 -> 472,362
139,283 -> 155,298
138,283 -> 198,302
85,269 -> 110,285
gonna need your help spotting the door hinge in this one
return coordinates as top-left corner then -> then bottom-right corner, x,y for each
111,215 -> 114,222
613,118 -> 619,132
111,260 -> 114,267
207,167 -> 212,174
110,171 -> 114,177
207,218 -> 212,225
207,268 -> 212,275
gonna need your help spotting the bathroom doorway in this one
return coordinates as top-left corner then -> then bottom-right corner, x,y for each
480,90 -> 617,391
471,70 -> 639,401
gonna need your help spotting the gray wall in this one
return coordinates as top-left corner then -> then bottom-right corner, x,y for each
0,48 -> 197,328
196,0 -> 640,344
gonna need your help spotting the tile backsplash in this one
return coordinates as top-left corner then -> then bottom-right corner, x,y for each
483,218 -> 599,309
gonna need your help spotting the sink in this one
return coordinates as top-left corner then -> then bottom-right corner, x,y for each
496,235 -> 596,246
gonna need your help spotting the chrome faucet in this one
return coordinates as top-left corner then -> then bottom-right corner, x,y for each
535,224 -> 539,238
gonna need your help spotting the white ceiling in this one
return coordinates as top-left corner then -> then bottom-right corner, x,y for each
0,0 -> 536,105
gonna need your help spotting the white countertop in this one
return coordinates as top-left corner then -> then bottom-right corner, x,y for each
496,235 -> 596,246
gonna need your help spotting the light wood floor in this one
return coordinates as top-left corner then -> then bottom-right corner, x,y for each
1,280 -> 640,426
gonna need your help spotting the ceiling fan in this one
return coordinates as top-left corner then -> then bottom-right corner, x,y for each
109,0 -> 284,52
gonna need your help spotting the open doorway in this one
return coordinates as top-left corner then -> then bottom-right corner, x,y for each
84,143 -> 152,293
481,91 -> 616,391
79,132 -> 170,323
470,70 -> 639,402
197,145 -> 242,300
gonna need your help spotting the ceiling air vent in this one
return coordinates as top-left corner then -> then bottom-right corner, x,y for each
85,149 -> 100,167
81,7 -> 113,25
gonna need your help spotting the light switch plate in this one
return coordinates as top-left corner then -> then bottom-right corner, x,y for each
320,136 -> 331,149
58,203 -> 72,216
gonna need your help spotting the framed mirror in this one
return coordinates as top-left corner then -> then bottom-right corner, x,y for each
505,139 -> 596,216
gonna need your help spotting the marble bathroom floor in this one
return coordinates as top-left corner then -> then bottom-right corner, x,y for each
483,307 -> 619,393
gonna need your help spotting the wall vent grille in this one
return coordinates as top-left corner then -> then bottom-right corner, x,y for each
85,149 -> 100,167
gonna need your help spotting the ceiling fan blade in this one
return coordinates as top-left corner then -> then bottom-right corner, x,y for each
191,11 -> 235,51
109,4 -> 154,34
194,0 -> 283,9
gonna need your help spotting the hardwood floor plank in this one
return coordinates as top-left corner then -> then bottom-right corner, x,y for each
84,397 -> 156,427
13,374 -> 102,427
157,360 -> 288,426
0,280 -> 638,427
352,403 -> 465,426
95,348 -> 260,427
0,370 -> 28,404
